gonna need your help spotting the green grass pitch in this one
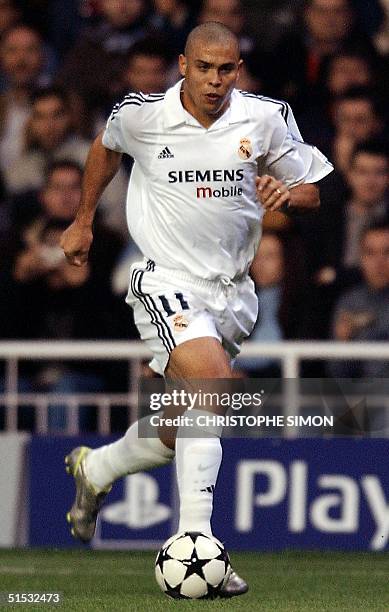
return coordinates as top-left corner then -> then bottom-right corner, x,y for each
0,549 -> 388,611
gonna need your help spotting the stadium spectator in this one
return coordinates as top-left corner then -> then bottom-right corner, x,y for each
10,160 -> 87,280
297,89 -> 386,280
289,0 -> 386,41
0,24 -> 45,173
293,44 -> 386,159
374,0 -> 389,53
4,86 -> 129,236
121,38 -> 171,96
252,0 -> 386,52
0,169 -> 9,242
9,159 -> 125,283
341,141 -> 389,268
311,140 -> 389,337
149,0 -> 198,55
325,50 -> 378,98
352,0 -> 386,41
21,160 -> 124,281
236,51 -> 267,94
237,231 -> 314,377
0,160 -> 131,430
58,0 -> 149,112
330,88 -> 385,175
329,221 -> 389,383
318,140 -> 389,270
198,0 -> 256,56
247,0 -> 300,52
271,0 -> 377,112
0,0 -> 20,39
41,0 -> 89,58
3,86 -> 89,193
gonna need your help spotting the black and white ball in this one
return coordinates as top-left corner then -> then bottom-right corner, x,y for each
155,531 -> 231,599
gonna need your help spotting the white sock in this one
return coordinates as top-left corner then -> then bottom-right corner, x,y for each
175,409 -> 222,535
85,415 -> 175,491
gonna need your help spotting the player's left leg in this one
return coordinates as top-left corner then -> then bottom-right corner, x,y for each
64,264 -> 216,542
65,417 -> 175,542
66,338 -> 231,541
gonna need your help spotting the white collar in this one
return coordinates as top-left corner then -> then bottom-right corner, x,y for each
163,79 -> 249,129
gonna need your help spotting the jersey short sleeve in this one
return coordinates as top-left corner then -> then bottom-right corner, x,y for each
265,103 -> 333,186
102,93 -> 145,155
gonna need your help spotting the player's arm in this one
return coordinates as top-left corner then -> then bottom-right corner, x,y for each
60,132 -> 122,266
256,175 -> 320,213
257,103 -> 332,214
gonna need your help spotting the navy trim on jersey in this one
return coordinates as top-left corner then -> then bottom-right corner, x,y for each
117,93 -> 146,106
115,100 -> 144,109
110,93 -> 165,119
241,91 -> 289,123
147,93 -> 166,98
131,263 -> 176,354
111,93 -> 146,116
111,94 -> 145,117
110,100 -> 144,118
142,96 -> 165,103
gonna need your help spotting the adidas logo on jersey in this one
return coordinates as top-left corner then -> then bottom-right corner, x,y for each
158,147 -> 174,159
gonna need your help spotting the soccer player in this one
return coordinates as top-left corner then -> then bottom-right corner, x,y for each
61,22 -> 333,597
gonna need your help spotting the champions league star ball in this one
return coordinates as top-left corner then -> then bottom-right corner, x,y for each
155,531 -> 231,599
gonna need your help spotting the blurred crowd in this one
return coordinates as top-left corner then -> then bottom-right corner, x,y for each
0,0 -> 388,430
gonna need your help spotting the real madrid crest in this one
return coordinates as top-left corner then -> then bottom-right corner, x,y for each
238,137 -> 252,160
173,314 -> 189,332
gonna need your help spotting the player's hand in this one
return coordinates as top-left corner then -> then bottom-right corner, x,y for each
60,221 -> 93,267
256,175 -> 290,212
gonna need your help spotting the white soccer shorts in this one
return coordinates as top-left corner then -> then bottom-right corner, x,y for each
126,259 -> 258,375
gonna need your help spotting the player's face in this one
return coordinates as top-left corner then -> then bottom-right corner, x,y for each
179,40 -> 242,127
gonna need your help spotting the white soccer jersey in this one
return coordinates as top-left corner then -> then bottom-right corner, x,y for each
102,80 -> 333,281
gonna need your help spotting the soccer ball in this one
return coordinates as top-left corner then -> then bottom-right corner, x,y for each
155,531 -> 231,599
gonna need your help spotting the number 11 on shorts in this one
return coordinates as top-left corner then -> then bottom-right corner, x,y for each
158,293 -> 190,316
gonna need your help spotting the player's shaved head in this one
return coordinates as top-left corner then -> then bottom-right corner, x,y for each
184,22 -> 240,58
179,22 -> 242,128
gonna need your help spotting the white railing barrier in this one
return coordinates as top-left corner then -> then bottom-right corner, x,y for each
0,341 -> 388,435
